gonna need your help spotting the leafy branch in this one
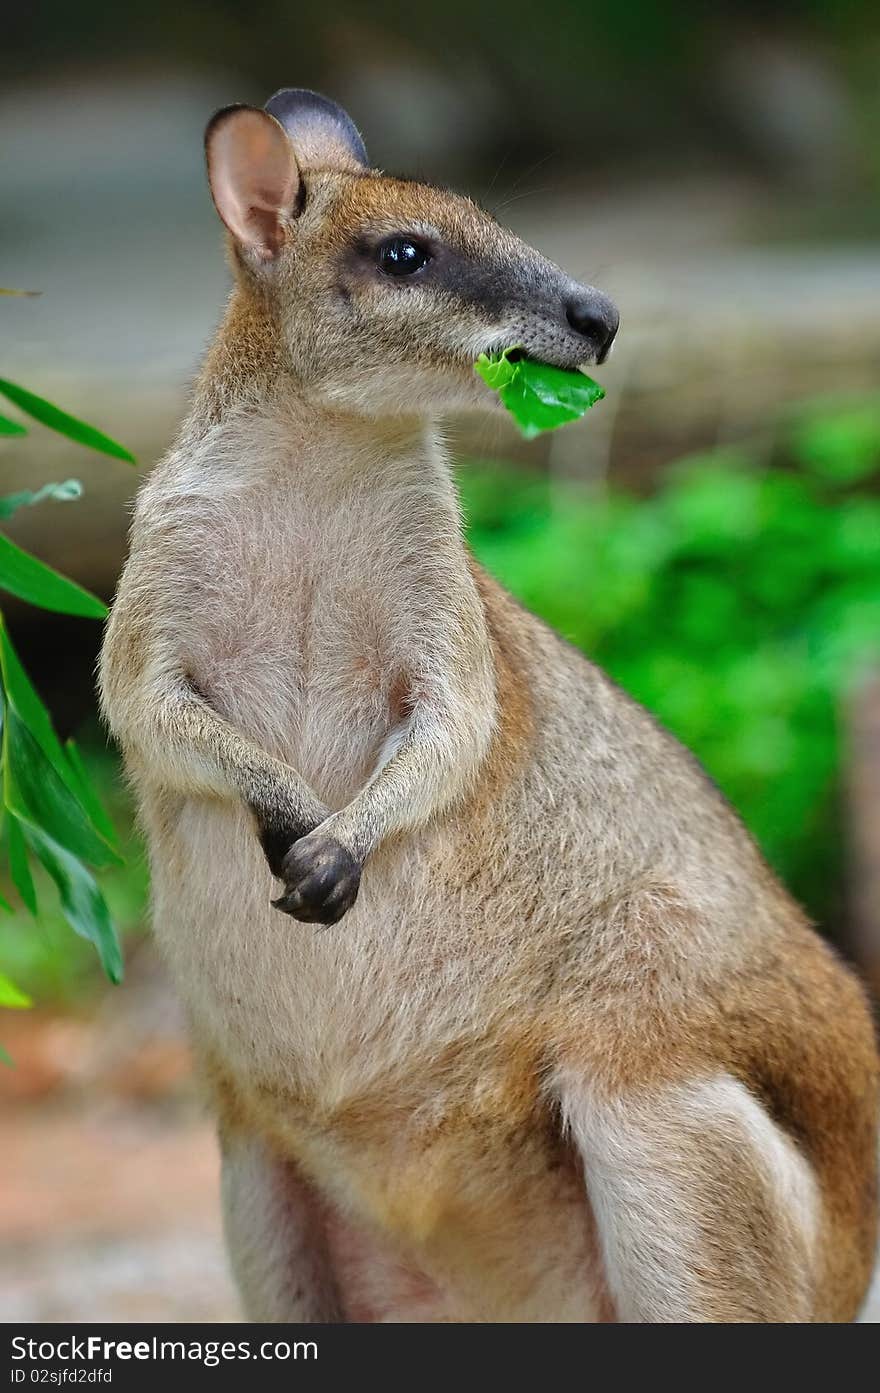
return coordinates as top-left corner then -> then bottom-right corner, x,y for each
1,329 -> 135,1033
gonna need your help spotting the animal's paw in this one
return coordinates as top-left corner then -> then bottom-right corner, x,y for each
256,800 -> 328,879
272,830 -> 362,925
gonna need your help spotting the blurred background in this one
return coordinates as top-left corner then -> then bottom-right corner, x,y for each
2,0 -> 879,1321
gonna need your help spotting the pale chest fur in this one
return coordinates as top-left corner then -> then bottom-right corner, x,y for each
130,410 -> 500,1100
140,412 -> 467,808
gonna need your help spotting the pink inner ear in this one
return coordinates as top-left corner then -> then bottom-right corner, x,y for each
207,109 -> 301,258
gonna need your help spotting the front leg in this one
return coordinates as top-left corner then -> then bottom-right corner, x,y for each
102,669 -> 329,881
274,688 -> 495,925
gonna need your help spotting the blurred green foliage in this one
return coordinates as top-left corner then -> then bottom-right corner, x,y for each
461,393 -> 880,921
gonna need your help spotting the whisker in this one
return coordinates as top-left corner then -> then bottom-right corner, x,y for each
490,151 -> 557,214
481,150 -> 511,204
493,183 -> 557,213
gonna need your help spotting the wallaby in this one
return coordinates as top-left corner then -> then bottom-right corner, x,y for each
99,88 -> 879,1323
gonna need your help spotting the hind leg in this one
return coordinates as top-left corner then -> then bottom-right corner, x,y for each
559,1071 -> 821,1322
220,1133 -> 341,1322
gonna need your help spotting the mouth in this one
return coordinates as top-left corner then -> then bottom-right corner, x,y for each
488,346 -> 601,375
473,344 -> 605,437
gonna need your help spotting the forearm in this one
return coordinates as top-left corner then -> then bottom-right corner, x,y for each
328,700 -> 494,861
272,696 -> 493,924
109,676 -> 328,873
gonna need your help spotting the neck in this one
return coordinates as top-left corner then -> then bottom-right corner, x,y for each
189,288 -> 436,463
178,289 -> 460,543
192,287 -> 283,427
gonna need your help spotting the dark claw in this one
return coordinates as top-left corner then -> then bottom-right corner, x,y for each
271,889 -> 303,915
256,811 -> 322,879
273,835 -> 361,926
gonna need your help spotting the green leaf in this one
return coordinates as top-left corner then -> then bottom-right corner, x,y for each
0,617 -> 75,780
0,531 -> 107,618
22,824 -> 123,983
474,348 -> 520,391
0,415 -> 27,438
3,707 -> 120,868
0,1043 -> 12,1066
0,619 -> 91,793
0,480 -> 82,520
0,378 -> 134,463
0,972 -> 32,1008
6,812 -> 37,915
64,739 -> 116,845
0,620 -> 120,864
474,349 -> 605,438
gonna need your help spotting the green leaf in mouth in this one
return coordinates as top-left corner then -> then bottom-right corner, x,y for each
474,347 -> 605,439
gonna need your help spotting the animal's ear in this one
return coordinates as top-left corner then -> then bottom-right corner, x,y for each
205,105 -> 301,261
264,88 -> 369,173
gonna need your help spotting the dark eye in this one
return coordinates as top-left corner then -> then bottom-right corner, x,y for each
376,237 -> 430,277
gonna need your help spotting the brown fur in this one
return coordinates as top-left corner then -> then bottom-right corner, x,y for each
99,92 -> 879,1322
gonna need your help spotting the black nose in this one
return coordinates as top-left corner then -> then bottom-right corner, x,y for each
565,291 -> 619,363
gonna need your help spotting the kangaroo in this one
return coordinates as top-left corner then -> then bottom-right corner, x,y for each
99,88 -> 879,1323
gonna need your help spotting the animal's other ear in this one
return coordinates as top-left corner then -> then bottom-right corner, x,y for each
264,88 -> 369,172
205,105 -> 301,261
